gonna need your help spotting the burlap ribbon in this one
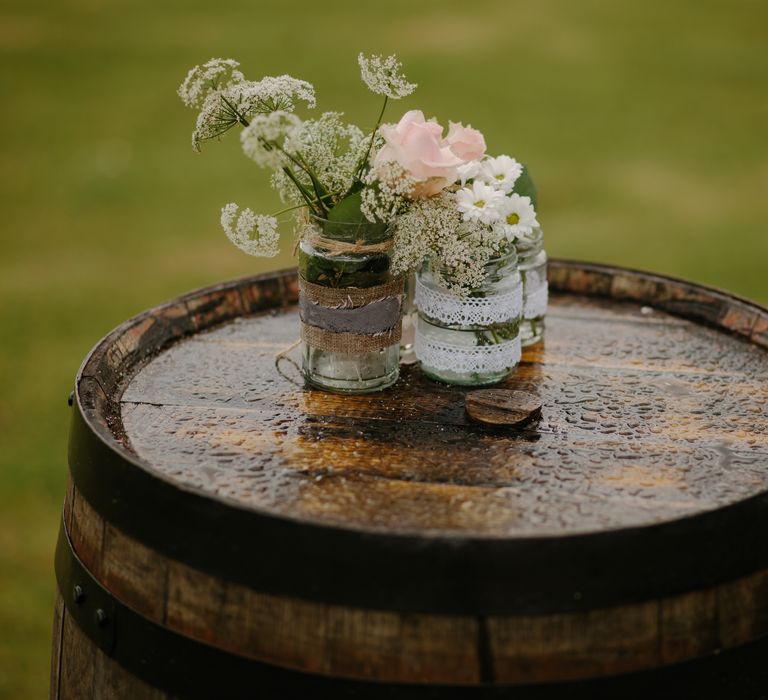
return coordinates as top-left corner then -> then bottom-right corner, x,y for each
299,276 -> 404,308
301,323 -> 402,353
299,275 -> 404,354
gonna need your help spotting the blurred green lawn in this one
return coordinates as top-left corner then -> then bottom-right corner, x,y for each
1,0 -> 767,696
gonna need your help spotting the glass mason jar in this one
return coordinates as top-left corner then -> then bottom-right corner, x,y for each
399,272 -> 418,365
298,217 -> 401,394
517,227 -> 548,346
414,251 -> 523,386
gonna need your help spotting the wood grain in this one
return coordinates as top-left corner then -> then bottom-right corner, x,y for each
55,263 -> 768,695
465,389 -> 542,425
57,604 -> 167,700
59,483 -> 768,685
115,297 -> 768,536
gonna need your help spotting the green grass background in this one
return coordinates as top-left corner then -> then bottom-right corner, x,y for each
1,0 -> 766,696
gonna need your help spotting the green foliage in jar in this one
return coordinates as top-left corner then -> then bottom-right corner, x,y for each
298,248 -> 391,289
474,318 -> 521,346
321,192 -> 389,243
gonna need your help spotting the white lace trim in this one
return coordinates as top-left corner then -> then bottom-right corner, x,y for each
415,330 -> 521,374
415,275 -> 522,327
524,283 -> 548,320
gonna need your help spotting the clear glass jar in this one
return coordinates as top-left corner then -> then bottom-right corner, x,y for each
516,227 -> 548,346
414,251 -> 523,386
298,217 -> 400,394
399,272 -> 417,365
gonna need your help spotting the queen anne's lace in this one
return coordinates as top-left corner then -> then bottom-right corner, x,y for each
358,53 -> 416,99
220,203 -> 279,257
240,111 -> 301,168
415,275 -> 522,327
415,331 -> 521,374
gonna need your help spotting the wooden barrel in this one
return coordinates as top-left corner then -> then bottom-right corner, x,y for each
51,261 -> 768,699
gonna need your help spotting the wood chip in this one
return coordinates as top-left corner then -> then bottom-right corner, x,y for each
465,389 -> 542,426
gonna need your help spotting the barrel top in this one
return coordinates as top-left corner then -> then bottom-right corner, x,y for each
75,261 -> 768,541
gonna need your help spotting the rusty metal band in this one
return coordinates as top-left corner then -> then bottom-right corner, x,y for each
304,230 -> 394,256
301,322 -> 401,353
299,276 -> 404,309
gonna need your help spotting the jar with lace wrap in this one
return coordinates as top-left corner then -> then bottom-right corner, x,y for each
516,227 -> 548,346
414,251 -> 523,386
298,215 -> 403,393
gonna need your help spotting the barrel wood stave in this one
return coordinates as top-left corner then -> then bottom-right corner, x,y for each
54,480 -> 768,691
52,262 -> 768,697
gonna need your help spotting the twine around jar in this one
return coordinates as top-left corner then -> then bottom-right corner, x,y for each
304,229 -> 394,257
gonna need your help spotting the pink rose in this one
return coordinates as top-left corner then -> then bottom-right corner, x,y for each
374,110 -> 465,197
446,121 -> 486,161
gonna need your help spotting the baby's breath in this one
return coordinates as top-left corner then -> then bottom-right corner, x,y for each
358,53 -> 416,100
220,203 -> 280,257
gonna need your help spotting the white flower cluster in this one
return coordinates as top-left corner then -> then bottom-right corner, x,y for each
388,152 -> 541,293
240,111 -> 301,169
454,155 -> 539,241
358,53 -> 417,100
178,58 -> 244,109
220,203 -> 279,257
250,75 -> 316,113
283,112 -> 369,199
392,192 -> 505,294
179,58 -> 316,151
360,158 -> 415,223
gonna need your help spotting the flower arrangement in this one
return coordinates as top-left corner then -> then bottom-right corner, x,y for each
178,54 -> 544,390
178,54 -> 537,280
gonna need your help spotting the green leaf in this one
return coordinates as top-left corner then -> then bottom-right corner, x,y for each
327,191 -> 368,224
513,165 -> 538,210
323,191 -> 388,242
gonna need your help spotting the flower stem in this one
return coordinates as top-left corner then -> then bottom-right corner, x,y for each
355,95 -> 389,180
220,94 -> 250,127
271,190 -> 344,218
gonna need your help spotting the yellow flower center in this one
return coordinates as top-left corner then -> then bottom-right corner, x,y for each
496,174 -> 505,181
506,213 -> 520,225
474,199 -> 485,208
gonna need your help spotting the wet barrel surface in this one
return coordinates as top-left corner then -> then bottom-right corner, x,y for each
52,261 -> 768,698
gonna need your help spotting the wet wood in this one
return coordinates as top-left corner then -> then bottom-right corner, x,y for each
53,262 -> 768,696
59,611 -> 95,699
49,592 -> 64,699
465,389 -> 542,426
113,292 -> 768,536
58,482 -> 768,686
53,603 -> 167,700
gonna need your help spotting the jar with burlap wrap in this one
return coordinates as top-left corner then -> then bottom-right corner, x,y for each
516,226 -> 548,346
415,250 -> 523,386
298,216 -> 402,393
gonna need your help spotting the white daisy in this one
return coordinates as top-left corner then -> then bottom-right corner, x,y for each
479,155 -> 523,193
455,182 -> 505,225
497,194 -> 539,240
456,160 -> 482,185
